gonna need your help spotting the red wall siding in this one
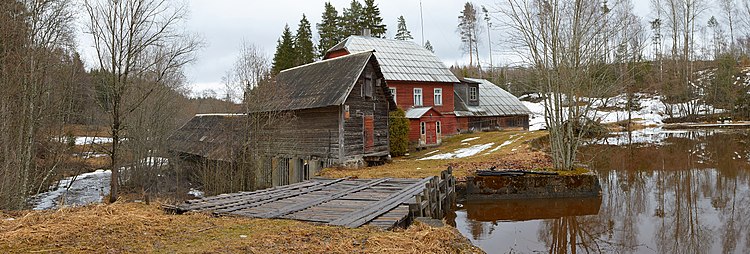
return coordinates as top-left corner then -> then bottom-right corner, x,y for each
407,115 -> 457,144
325,49 -> 349,59
388,81 -> 454,114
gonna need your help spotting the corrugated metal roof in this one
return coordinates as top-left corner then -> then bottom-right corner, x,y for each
253,51 -> 376,112
404,107 -> 439,119
458,78 -> 531,116
327,36 -> 459,83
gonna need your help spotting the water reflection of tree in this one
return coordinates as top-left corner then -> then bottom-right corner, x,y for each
577,130 -> 750,253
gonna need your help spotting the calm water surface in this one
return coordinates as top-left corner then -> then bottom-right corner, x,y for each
453,129 -> 750,253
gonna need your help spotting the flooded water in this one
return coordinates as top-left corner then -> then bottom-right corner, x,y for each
453,129 -> 750,253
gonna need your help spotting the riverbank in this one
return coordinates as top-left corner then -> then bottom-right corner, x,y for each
0,202 -> 482,253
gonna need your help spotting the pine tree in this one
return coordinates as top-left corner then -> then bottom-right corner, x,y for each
341,0 -> 364,37
294,14 -> 315,65
362,0 -> 386,38
458,2 -> 480,66
394,15 -> 413,40
317,2 -> 341,57
272,24 -> 296,74
424,40 -> 434,53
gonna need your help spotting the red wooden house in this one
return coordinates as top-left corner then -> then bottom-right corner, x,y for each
325,36 -> 460,147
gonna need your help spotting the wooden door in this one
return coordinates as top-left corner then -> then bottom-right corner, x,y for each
426,121 -> 436,144
364,115 -> 374,152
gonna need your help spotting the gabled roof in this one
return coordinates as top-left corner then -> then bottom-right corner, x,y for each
455,78 -> 532,117
167,114 -> 246,162
255,51 -> 378,112
326,36 -> 460,83
405,107 -> 443,119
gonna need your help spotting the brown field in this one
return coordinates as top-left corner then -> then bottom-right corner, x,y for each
0,203 -> 482,254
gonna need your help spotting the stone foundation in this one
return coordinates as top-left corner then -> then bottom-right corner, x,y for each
463,173 -> 601,200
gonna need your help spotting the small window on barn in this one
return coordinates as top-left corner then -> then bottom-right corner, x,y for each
414,88 -> 423,106
469,87 -> 477,101
420,122 -> 426,135
436,121 -> 441,134
389,87 -> 397,105
434,88 -> 442,106
363,72 -> 373,98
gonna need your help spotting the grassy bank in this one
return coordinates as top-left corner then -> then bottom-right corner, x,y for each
0,203 -> 482,253
321,130 -> 552,180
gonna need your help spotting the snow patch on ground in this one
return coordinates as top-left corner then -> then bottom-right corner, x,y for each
419,143 -> 495,160
461,137 -> 480,143
488,140 -> 513,153
424,150 -> 440,155
52,136 -> 114,145
29,170 -> 111,210
188,188 -> 204,198
522,93 -> 724,131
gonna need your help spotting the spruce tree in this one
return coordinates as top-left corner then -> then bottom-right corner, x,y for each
424,40 -> 434,53
317,2 -> 341,57
272,25 -> 296,74
341,0 -> 364,37
362,0 -> 386,38
294,14 -> 315,65
394,15 -> 413,40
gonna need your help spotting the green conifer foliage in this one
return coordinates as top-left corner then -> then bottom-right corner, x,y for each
388,108 -> 410,156
294,14 -> 315,65
341,0 -> 364,37
272,24 -> 296,74
394,15 -> 412,40
317,2 -> 341,57
424,40 -> 434,53
362,0 -> 386,38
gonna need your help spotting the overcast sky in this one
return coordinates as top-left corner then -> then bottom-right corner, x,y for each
77,0 -> 653,96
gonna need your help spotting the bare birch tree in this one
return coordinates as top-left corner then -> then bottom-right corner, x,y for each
84,0 -> 200,203
499,0 -> 621,170
222,41 -> 270,103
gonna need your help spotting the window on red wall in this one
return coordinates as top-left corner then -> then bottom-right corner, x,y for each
414,88 -> 423,106
420,122 -> 426,135
434,88 -> 442,106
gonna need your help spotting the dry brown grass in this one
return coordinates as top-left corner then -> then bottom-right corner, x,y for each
62,124 -> 111,137
320,130 -> 551,180
0,203 -> 483,253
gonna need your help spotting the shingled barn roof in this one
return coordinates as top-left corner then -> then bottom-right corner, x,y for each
252,50 -> 382,112
167,114 -> 246,162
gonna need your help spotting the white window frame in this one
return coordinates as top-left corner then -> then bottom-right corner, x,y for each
469,87 -> 477,101
420,121 -> 426,135
434,88 -> 443,106
414,88 -> 423,106
436,121 -> 441,134
389,87 -> 397,105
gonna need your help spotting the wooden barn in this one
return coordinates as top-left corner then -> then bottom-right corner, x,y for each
169,51 -> 395,187
454,78 -> 531,131
325,36 -> 461,147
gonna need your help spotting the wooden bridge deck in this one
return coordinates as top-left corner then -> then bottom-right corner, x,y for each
169,169 -> 455,229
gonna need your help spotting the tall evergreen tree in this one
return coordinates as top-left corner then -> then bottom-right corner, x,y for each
341,0 -> 364,37
272,24 -> 296,74
458,2 -> 480,66
424,40 -> 434,53
362,0 -> 386,37
294,14 -> 315,65
317,2 -> 341,57
394,15 -> 413,40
